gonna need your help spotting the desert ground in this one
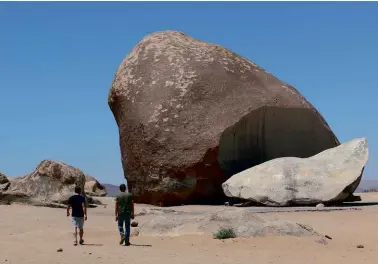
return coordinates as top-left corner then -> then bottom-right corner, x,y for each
1,193 -> 378,264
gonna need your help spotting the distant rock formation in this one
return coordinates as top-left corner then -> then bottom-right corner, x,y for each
222,138 -> 368,206
0,172 -> 10,192
1,160 -> 101,207
85,174 -> 107,197
109,30 -> 339,206
8,160 -> 86,204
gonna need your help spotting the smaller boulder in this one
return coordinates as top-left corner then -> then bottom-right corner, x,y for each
85,175 -> 107,197
0,173 -> 10,192
222,138 -> 369,206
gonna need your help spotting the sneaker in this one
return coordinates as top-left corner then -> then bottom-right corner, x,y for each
79,239 -> 84,245
119,235 -> 125,245
125,241 -> 131,246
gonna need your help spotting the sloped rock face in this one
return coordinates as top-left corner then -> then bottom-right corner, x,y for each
108,30 -> 339,206
222,138 -> 368,206
8,160 -> 86,204
136,207 -> 321,238
0,172 -> 11,192
85,175 -> 107,197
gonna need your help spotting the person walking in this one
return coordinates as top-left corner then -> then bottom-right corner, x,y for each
115,184 -> 134,246
67,186 -> 87,246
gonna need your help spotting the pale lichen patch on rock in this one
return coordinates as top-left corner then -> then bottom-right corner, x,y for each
165,81 -> 175,87
173,68 -> 197,97
281,85 -> 299,96
148,104 -> 164,123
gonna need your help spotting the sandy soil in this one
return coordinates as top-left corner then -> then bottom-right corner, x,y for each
1,193 -> 378,264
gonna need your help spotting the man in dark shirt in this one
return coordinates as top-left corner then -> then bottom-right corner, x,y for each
67,186 -> 87,246
115,184 -> 134,246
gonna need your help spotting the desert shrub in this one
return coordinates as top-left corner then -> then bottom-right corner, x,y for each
213,227 -> 236,240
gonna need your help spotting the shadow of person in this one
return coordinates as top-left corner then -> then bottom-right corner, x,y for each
130,243 -> 152,247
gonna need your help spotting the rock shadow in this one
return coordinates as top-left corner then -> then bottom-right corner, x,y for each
218,105 -> 339,178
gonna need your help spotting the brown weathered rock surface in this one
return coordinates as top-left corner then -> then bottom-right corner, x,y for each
0,172 -> 11,192
85,175 -> 107,197
6,160 -> 86,205
108,30 -> 339,206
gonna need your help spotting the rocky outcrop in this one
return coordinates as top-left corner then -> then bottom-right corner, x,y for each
222,138 -> 368,206
0,191 -> 31,205
134,207 -> 323,238
85,175 -> 107,197
6,160 -> 86,205
0,172 -> 10,192
0,161 -> 103,207
109,30 -> 339,206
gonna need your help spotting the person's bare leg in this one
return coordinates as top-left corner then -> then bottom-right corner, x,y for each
79,228 -> 84,244
73,227 -> 78,245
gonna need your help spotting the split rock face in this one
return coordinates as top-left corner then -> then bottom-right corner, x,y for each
108,30 -> 339,206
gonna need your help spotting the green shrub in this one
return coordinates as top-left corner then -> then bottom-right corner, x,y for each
213,227 -> 236,240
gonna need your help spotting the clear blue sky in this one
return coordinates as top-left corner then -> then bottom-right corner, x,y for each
0,2 -> 377,184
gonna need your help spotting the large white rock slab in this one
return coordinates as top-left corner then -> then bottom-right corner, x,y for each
222,138 -> 368,206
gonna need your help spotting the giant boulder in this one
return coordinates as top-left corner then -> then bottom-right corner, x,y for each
8,160 -> 86,204
108,30 -> 339,206
222,138 -> 368,206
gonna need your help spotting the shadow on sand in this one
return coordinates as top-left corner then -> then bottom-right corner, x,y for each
131,243 -> 152,247
337,202 -> 378,207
